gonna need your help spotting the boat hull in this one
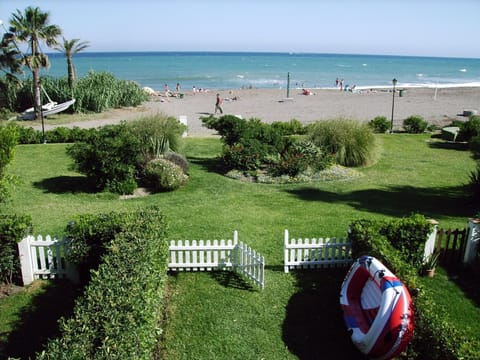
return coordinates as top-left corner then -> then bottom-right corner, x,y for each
17,99 -> 76,120
340,256 -> 414,360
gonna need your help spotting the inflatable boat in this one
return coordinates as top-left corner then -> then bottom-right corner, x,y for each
340,256 -> 414,360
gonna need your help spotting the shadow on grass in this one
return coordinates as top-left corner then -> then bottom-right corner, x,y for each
4,280 -> 79,359
33,176 -> 96,194
282,268 -> 361,359
428,141 -> 469,151
445,265 -> 480,308
189,157 -> 227,175
285,185 -> 475,219
209,271 -> 255,291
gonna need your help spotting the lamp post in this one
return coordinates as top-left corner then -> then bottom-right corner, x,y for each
390,78 -> 397,133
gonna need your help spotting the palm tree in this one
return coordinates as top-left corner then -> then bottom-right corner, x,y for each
9,6 -> 61,120
55,37 -> 89,89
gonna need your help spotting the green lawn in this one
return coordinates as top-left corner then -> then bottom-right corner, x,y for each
3,133 -> 479,359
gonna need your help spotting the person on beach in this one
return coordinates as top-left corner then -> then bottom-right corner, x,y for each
176,82 -> 181,96
192,85 -> 196,94
215,93 -> 223,115
164,84 -> 170,96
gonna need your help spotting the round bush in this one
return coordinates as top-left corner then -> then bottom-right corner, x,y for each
403,115 -> 428,134
457,115 -> 480,142
145,158 -> 188,191
368,116 -> 390,133
163,152 -> 189,174
308,118 -> 378,167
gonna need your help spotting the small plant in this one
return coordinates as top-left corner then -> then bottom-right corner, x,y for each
145,158 -> 188,191
423,251 -> 440,269
469,163 -> 480,200
403,115 -> 428,134
368,116 -> 390,133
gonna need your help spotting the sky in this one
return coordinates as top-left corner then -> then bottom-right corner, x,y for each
1,0 -> 480,58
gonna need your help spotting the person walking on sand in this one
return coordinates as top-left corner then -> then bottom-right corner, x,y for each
215,93 -> 223,115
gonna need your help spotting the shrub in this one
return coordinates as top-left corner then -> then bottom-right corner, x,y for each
0,122 -> 18,203
145,158 -> 188,191
309,118 -> 378,167
271,119 -> 307,135
164,152 -> 189,174
128,113 -> 186,165
457,115 -> 480,142
368,116 -> 390,133
67,123 -> 142,193
469,163 -> 480,201
267,140 -> 329,177
223,138 -> 271,171
38,207 -> 169,360
470,135 -> 480,159
403,115 -> 428,134
0,213 -> 32,285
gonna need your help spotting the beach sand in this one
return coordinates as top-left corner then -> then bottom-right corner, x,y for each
37,87 -> 480,136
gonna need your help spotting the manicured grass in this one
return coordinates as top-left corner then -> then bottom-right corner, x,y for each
3,133 -> 479,358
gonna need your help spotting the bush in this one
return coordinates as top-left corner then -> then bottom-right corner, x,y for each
470,135 -> 480,159
469,163 -> 480,201
309,118 -> 378,167
38,207 -> 169,360
457,115 -> 480,143
128,113 -> 186,165
403,115 -> 428,134
0,213 -> 32,285
368,116 -> 390,133
145,158 -> 188,191
67,123 -> 142,193
271,119 -> 307,135
267,140 -> 329,177
164,152 -> 189,174
0,122 -> 18,203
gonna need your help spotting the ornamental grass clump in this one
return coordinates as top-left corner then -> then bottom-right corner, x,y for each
309,118 -> 379,167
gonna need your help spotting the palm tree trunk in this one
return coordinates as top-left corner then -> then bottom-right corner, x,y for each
67,56 -> 75,89
33,67 -> 41,120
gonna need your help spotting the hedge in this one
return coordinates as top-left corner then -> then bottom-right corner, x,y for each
348,215 -> 479,359
37,206 -> 169,360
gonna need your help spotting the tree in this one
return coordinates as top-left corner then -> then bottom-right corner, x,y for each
0,23 -> 23,109
55,37 -> 89,90
8,6 -> 61,120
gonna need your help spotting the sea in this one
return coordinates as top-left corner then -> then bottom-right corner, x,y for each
40,52 -> 480,91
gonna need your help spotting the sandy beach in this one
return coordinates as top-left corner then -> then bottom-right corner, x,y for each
36,86 -> 480,136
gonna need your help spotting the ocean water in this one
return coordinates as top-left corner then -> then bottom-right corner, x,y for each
41,52 -> 480,91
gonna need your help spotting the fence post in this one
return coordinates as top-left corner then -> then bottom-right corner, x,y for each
284,229 -> 289,273
17,236 -> 35,286
463,218 -> 480,264
424,219 -> 439,260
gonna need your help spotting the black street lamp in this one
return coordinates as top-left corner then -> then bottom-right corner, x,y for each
390,78 -> 397,133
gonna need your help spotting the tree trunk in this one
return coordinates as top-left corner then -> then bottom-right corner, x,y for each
67,56 -> 75,89
33,68 -> 41,120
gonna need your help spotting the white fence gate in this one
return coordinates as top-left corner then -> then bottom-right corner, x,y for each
284,229 -> 353,273
168,231 -> 265,289
17,235 -> 78,285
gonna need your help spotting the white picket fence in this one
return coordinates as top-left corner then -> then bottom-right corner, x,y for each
17,235 -> 78,285
284,229 -> 353,273
168,231 -> 265,289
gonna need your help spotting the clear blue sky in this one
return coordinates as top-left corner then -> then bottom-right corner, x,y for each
1,0 -> 479,58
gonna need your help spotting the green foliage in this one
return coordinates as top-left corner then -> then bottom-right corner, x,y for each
469,163 -> 480,201
380,213 -> 432,270
271,118 -> 307,135
267,139 -> 330,177
0,122 -> 18,203
15,125 -> 96,144
128,113 -> 186,164
470,135 -> 480,159
67,123 -> 142,193
368,116 -> 390,133
458,115 -> 480,143
308,118 -> 378,167
163,152 -> 189,174
145,158 -> 189,191
7,72 -> 148,114
0,213 -> 32,285
348,216 -> 478,359
403,115 -> 428,134
37,206 -> 169,360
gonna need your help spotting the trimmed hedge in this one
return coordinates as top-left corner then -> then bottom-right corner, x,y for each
37,206 -> 169,359
348,215 -> 479,359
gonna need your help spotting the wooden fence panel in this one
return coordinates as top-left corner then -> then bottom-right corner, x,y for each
435,228 -> 468,267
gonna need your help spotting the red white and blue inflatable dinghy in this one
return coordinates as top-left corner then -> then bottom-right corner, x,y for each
340,256 -> 414,360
